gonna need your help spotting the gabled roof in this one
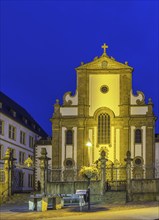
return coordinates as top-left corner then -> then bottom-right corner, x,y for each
76,44 -> 133,71
0,91 -> 48,137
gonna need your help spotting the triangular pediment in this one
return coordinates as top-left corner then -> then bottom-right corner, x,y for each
76,53 -> 133,71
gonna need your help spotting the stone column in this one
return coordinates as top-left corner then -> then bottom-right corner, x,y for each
38,148 -> 50,195
3,148 -> 16,196
51,99 -> 62,181
124,150 -> 133,202
100,151 -> 107,195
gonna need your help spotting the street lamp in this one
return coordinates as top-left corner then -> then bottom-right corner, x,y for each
86,139 -> 92,166
86,139 -> 92,210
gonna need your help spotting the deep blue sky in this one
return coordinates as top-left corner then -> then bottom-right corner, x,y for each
0,0 -> 159,136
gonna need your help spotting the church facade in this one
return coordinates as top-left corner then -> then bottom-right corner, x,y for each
51,44 -> 156,181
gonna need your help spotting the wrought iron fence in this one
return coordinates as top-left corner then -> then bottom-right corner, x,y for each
105,165 -> 127,191
48,163 -> 159,182
48,168 -> 82,182
130,163 -> 159,179
105,165 -> 127,181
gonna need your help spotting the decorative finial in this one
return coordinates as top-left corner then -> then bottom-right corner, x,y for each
148,98 -> 153,104
56,99 -> 59,104
125,61 -> 128,65
101,43 -> 108,55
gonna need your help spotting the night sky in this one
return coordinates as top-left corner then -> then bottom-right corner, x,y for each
1,0 -> 159,136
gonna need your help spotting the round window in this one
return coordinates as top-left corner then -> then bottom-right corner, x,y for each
66,160 -> 73,167
135,158 -> 142,165
102,61 -> 108,67
100,85 -> 109,94
64,158 -> 74,168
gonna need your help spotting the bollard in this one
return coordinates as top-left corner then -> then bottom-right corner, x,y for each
79,195 -> 85,211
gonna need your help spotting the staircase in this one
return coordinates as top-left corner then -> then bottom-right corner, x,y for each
102,191 -> 126,204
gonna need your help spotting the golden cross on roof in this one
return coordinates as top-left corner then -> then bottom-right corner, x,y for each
101,43 -> 108,54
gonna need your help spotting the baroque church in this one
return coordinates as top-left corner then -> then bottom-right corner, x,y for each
50,44 -> 156,181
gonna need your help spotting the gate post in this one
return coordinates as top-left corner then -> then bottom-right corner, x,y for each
3,148 -> 16,196
38,148 -> 50,195
100,151 -> 107,195
124,150 -> 133,202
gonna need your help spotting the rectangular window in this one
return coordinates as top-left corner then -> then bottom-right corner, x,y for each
11,148 -> 16,158
18,172 -> 24,187
29,136 -> 34,148
0,145 -> 4,159
0,120 -> 4,135
28,174 -> 33,188
135,129 -> 142,144
19,151 -> 25,164
9,125 -> 16,140
20,131 -> 26,145
66,130 -> 73,145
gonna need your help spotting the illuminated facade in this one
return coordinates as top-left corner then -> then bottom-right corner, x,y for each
51,44 -> 156,180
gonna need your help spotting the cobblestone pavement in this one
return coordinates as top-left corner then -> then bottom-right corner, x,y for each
0,201 -> 159,220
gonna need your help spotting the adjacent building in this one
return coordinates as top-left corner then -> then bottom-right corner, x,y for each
0,91 -> 48,192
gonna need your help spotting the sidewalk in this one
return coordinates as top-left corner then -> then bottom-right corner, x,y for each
0,201 -> 159,220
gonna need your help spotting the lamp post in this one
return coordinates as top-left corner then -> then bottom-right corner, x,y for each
86,139 -> 92,166
86,139 -> 92,210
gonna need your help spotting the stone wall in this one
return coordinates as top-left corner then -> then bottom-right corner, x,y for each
131,179 -> 159,201
47,180 -> 102,202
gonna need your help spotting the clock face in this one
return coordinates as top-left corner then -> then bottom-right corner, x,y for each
100,85 -> 109,94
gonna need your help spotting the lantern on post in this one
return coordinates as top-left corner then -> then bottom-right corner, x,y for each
38,148 -> 51,195
3,148 -> 17,196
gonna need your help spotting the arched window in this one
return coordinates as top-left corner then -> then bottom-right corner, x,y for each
135,129 -> 142,144
98,113 -> 110,144
66,130 -> 73,145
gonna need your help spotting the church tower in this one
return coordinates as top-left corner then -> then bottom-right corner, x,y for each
51,44 -> 156,181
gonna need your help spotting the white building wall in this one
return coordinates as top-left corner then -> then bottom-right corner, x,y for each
142,126 -> 146,164
130,126 -> 135,158
62,127 -> 67,168
93,127 -> 99,162
60,107 -> 78,116
0,113 -> 42,192
116,128 -> 120,162
130,106 -> 148,115
73,127 -> 77,167
88,129 -> 93,165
